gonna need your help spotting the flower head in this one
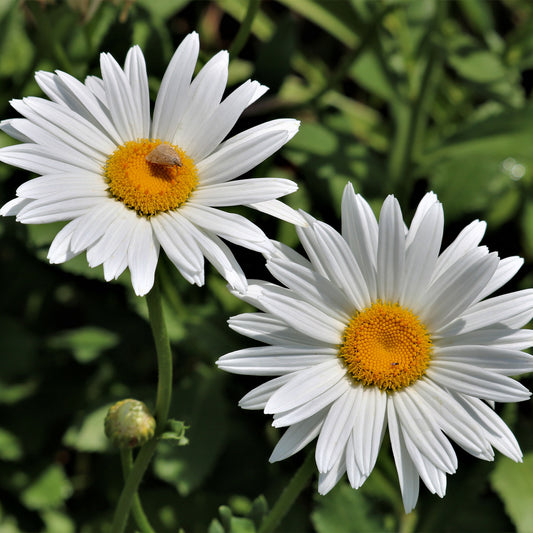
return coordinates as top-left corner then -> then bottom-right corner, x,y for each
217,183 -> 533,512
0,32 -> 301,295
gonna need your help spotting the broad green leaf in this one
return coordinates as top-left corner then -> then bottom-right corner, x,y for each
311,481 -> 393,533
41,509 -> 75,533
491,452 -> 533,533
46,327 -> 118,364
62,404 -> 112,452
0,429 -> 22,462
21,465 -> 73,511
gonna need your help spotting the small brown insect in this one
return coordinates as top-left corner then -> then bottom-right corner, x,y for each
146,144 -> 182,167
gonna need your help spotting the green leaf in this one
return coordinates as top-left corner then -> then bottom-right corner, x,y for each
490,452 -> 533,533
21,465 -> 73,511
0,428 -> 23,462
311,481 -> 392,533
46,327 -> 119,364
41,509 -> 76,533
160,419 -> 189,446
153,365 -> 228,496
62,404 -> 112,452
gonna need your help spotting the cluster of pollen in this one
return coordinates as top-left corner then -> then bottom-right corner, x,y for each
104,139 -> 198,217
338,301 -> 432,392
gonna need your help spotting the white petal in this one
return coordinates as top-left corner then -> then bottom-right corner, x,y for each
16,196 -> 105,224
317,454 -> 346,495
47,218 -> 83,263
313,221 -> 371,309
427,360 -> 531,402
257,284 -> 345,344
192,178 -> 297,207
151,212 -> 204,286
392,391 -> 457,473
351,386 -> 387,476
270,408 -> 327,462
180,203 -> 273,254
436,328 -> 533,351
454,394 -> 522,461
228,312 -> 321,347
182,219 -> 247,292
124,45 -> 150,138
341,185 -> 378,300
434,345 -> 533,375
401,202 -> 443,308
248,200 -> 307,226
152,32 -> 200,141
100,52 -> 141,140
475,256 -> 524,302
266,257 -> 353,321
238,374 -> 293,410
190,80 -> 267,161
420,248 -> 499,330
127,217 -> 159,296
16,173 -> 105,199
316,386 -> 358,472
0,197 -> 32,216
197,119 -> 299,186
377,195 -> 405,302
438,289 -> 533,336
413,379 -> 493,459
432,219 -> 486,281
387,406 -> 420,513
173,50 -> 229,154
265,359 -> 346,414
216,345 -> 334,376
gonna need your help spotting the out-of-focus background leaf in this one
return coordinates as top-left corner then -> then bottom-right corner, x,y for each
1,0 -> 533,531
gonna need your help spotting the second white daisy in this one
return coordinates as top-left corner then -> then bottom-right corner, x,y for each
217,183 -> 533,512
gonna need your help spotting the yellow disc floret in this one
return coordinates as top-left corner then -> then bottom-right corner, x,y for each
338,301 -> 432,392
105,139 -> 198,217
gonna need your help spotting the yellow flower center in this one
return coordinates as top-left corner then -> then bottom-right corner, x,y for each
338,301 -> 432,392
104,139 -> 198,217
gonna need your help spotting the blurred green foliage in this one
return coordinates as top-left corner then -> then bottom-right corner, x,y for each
1,0 -> 533,531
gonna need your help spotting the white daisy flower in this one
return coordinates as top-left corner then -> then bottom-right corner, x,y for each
217,183 -> 533,512
0,32 -> 301,296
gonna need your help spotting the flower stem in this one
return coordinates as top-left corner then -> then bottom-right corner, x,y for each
258,451 -> 315,533
229,0 -> 261,58
119,448 -> 156,533
110,276 -> 173,533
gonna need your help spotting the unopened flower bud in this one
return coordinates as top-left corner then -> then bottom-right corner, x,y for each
104,399 -> 156,448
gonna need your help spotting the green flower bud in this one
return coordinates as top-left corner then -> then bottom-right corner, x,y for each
104,399 -> 156,448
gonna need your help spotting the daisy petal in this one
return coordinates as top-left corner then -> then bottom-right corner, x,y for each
127,217 -> 159,296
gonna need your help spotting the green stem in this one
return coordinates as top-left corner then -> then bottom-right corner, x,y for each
110,276 -> 174,533
119,448 -> 156,533
146,276 -> 173,434
258,451 -> 315,533
229,0 -> 261,58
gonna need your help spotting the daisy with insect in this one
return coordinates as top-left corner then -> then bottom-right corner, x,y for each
0,31 -> 301,296
217,182 -> 533,512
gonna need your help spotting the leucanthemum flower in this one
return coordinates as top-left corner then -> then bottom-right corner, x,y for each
217,183 -> 533,512
0,32 -> 301,295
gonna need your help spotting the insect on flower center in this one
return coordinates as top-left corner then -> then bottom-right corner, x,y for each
104,139 -> 198,217
338,301 -> 432,392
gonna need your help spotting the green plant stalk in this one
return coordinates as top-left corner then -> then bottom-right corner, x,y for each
110,276 -> 173,533
119,448 -> 156,533
229,0 -> 261,58
258,451 -> 315,533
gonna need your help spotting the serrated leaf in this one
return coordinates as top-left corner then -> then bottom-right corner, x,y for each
491,452 -> 533,533
21,465 -> 73,511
